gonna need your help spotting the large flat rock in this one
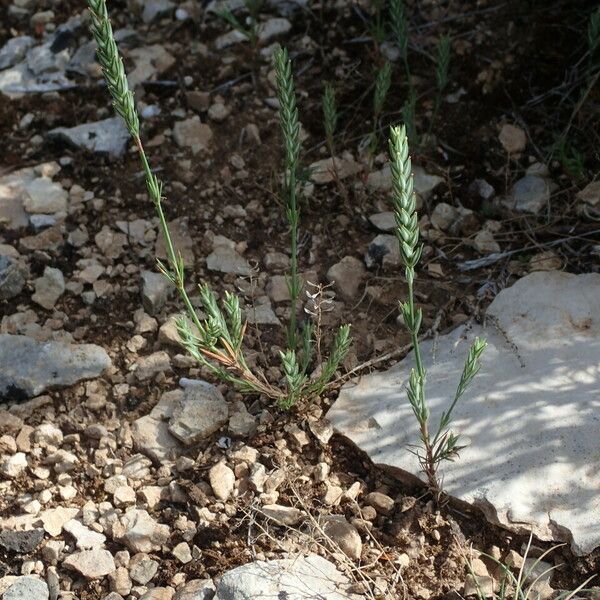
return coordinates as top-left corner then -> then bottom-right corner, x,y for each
214,554 -> 360,599
0,334 -> 111,399
329,271 -> 600,555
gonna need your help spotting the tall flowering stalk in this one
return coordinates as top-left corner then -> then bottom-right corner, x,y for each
389,125 -> 486,498
274,46 -> 302,350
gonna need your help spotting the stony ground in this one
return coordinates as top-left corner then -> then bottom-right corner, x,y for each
0,0 -> 600,598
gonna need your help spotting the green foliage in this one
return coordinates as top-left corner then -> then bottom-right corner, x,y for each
216,0 -> 263,46
389,125 -> 486,498
322,83 -> 338,153
588,6 -> 600,56
553,137 -> 585,181
389,0 -> 408,61
86,1 -> 350,410
369,61 -> 393,154
274,46 -> 302,350
435,35 -> 451,93
373,61 -> 393,119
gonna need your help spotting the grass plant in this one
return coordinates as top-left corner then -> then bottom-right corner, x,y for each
467,536 -> 595,600
86,0 -> 350,409
216,0 -> 262,48
369,61 -> 392,156
389,124 -> 486,498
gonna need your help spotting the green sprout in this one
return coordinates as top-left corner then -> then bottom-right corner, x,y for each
389,124 -> 486,498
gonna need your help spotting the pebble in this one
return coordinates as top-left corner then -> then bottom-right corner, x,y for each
168,382 -> 229,445
32,267 -> 65,310
129,553 -> 159,585
364,491 -> 395,515
499,123 -> 527,154
326,256 -> 366,300
473,230 -> 500,254
0,256 -> 28,300
2,576 -> 49,600
1,453 -> 28,478
0,529 -> 44,554
172,541 -> 192,564
141,270 -> 173,315
173,117 -> 213,155
63,548 -> 116,579
261,504 -> 303,526
322,517 -> 362,560
63,519 -> 106,549
113,509 -> 170,553
209,462 -> 235,501
23,177 -> 67,214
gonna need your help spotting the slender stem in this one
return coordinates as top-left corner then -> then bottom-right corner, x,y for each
288,169 -> 298,349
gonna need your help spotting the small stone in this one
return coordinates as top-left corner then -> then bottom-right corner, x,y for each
499,124 -> 527,154
365,234 -> 400,269
258,18 -> 292,42
155,218 -> 195,267
1,452 -> 28,478
108,567 -> 132,597
208,102 -> 230,122
173,578 -> 216,600
141,271 -> 173,315
32,267 -> 65,310
368,211 -> 395,232
0,256 -> 28,300
326,256 -> 366,301
473,230 -> 500,254
113,509 -> 170,553
3,577 -> 49,600
63,519 -> 106,549
577,181 -> 600,207
0,36 -> 35,70
172,541 -> 192,564
508,175 -> 551,214
132,415 -> 182,463
209,462 -> 235,501
134,351 -> 172,381
263,252 -> 290,272
261,504 -> 303,526
228,405 -> 257,438
364,492 -> 395,515
310,157 -> 362,184
23,177 -> 67,215
430,202 -> 458,231
469,178 -> 495,201
63,548 -> 116,579
173,118 -> 213,154
129,553 -> 159,585
48,118 -> 130,158
0,335 -> 111,399
0,529 -> 44,554
186,91 -> 211,112
529,250 -> 562,272
39,507 -> 80,537
214,554 -> 355,598
113,486 -> 137,507
206,236 -> 251,276
168,382 -> 228,445
322,517 -> 362,560
141,0 -> 175,23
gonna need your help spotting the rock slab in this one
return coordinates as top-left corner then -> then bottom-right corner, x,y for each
214,554 -> 360,599
0,335 -> 111,399
329,271 -> 600,555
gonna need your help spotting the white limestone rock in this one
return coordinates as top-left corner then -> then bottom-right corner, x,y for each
214,554 -> 360,599
329,271 -> 600,555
